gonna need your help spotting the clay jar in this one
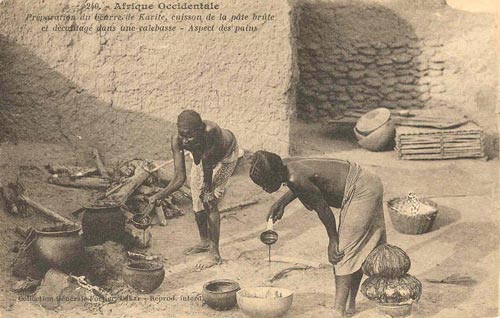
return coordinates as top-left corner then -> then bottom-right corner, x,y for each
354,108 -> 396,152
33,223 -> 84,272
202,279 -> 240,311
123,261 -> 165,293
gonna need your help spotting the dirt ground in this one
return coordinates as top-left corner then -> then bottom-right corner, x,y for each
0,122 -> 498,318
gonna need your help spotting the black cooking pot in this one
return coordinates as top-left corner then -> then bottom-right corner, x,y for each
81,204 -> 127,246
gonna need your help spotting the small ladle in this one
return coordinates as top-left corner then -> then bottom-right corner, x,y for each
260,219 -> 278,263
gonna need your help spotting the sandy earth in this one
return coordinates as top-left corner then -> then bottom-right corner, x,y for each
0,123 -> 498,318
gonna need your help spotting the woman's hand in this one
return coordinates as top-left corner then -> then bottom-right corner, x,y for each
328,239 -> 344,265
268,203 -> 285,222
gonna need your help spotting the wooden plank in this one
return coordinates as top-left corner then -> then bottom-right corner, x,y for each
399,151 -> 484,159
397,143 -> 480,149
398,134 -> 483,141
399,133 -> 483,139
398,144 -> 483,150
398,149 -> 483,155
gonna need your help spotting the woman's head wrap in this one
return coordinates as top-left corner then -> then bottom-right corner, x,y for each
177,110 -> 204,131
249,150 -> 286,186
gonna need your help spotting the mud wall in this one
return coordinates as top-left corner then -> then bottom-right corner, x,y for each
295,0 -> 498,156
0,0 -> 297,161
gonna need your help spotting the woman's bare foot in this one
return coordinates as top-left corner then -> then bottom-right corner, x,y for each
195,253 -> 222,270
184,242 -> 210,255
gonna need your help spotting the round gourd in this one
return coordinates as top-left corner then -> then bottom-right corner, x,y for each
361,275 -> 422,304
399,274 -> 422,301
362,244 -> 411,277
361,276 -> 384,301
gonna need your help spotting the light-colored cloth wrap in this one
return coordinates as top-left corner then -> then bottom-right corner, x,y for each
334,161 -> 387,276
190,141 -> 239,213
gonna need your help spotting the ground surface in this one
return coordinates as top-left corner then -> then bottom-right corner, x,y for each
0,122 -> 498,318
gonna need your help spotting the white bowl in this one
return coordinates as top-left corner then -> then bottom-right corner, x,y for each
237,287 -> 294,318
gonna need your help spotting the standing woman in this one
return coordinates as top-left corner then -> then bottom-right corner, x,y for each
249,151 -> 386,317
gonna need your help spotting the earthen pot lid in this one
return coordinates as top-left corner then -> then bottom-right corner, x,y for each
355,108 -> 391,135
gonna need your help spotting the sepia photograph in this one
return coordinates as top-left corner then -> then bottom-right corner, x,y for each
0,0 -> 498,317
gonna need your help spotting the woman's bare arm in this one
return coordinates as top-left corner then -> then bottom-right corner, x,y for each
152,135 -> 187,201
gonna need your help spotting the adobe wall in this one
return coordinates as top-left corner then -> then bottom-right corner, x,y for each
0,0 -> 297,161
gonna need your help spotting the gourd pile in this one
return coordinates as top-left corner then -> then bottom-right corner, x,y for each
361,244 -> 422,304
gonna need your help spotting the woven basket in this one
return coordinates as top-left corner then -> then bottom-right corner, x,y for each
376,302 -> 413,318
387,197 -> 438,235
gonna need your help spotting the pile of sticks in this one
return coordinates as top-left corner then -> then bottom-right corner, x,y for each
2,148 -> 259,227
44,149 -> 189,226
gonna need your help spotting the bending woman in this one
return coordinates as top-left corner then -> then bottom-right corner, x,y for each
249,151 -> 386,317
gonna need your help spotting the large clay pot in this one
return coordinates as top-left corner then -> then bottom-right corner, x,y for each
354,120 -> 396,151
123,261 -> 165,293
82,205 -> 127,246
354,107 -> 396,152
33,224 -> 84,272
202,279 -> 240,311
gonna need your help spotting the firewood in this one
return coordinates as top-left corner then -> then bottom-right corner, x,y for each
91,148 -> 110,179
127,251 -> 161,261
2,182 -> 28,216
69,275 -> 115,302
11,278 -> 41,292
136,185 -> 160,195
15,226 -> 32,238
270,265 -> 311,283
219,199 -> 259,214
102,182 -> 125,198
17,194 -> 77,226
129,194 -> 147,202
425,275 -> 476,286
262,256 -> 328,269
1,182 -> 19,215
163,206 -> 175,219
105,161 -> 152,206
47,176 -> 110,189
162,198 -> 184,218
137,184 -> 190,201
154,205 -> 167,226
45,164 -> 113,177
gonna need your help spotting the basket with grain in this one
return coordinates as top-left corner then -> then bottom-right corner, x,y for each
387,194 -> 438,235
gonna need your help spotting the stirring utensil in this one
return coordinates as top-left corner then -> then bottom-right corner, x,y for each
260,219 -> 278,264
